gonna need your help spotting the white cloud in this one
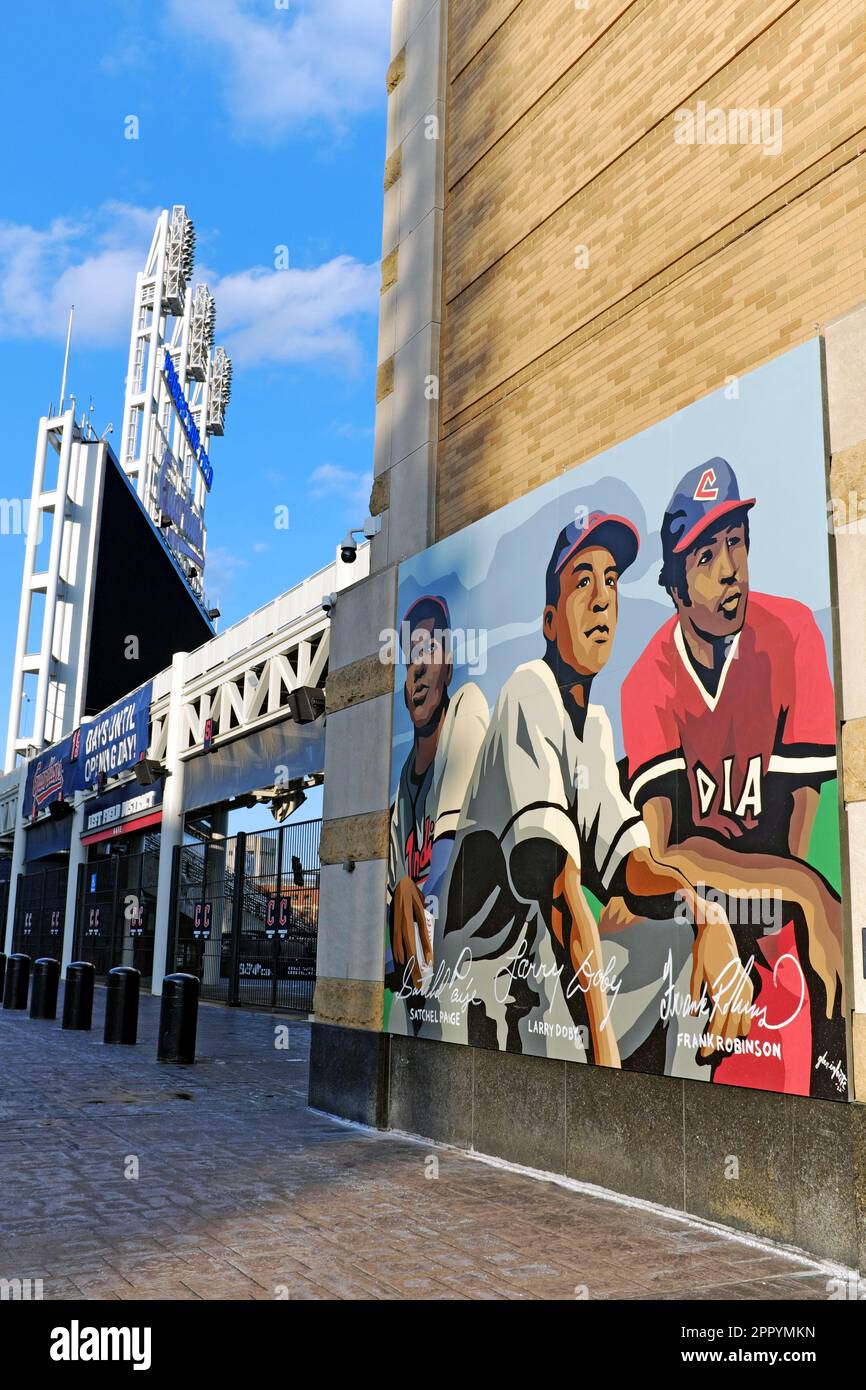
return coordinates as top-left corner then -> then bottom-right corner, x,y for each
0,203 -> 157,346
205,256 -> 379,369
0,204 -> 378,370
166,0 -> 391,138
308,462 -> 372,511
99,37 -> 161,75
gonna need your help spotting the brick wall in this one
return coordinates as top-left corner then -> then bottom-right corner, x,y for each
436,0 -> 866,538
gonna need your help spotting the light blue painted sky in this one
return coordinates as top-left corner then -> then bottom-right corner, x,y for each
0,0 -> 393,828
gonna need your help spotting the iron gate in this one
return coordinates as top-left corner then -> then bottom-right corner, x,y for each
171,820 -> 320,1011
74,845 -> 159,983
12,865 -> 68,959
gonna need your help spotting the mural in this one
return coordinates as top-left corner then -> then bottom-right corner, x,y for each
383,340 -> 848,1100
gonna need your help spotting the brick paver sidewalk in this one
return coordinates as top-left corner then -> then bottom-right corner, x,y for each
0,990 -> 844,1300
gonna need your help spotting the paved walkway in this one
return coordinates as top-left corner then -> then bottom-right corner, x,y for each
0,990 -> 846,1301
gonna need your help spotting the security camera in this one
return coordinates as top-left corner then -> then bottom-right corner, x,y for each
340,515 -> 382,564
321,592 -> 337,615
340,532 -> 358,564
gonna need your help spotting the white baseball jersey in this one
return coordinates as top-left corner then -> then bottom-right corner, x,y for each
387,680 -> 490,899
455,658 -> 647,913
386,681 -> 489,1033
431,658 -> 650,1047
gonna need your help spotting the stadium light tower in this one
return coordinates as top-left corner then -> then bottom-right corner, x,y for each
119,205 -> 232,596
207,348 -> 233,438
4,205 -> 232,771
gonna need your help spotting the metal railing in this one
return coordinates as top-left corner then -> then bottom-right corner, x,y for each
73,847 -> 160,983
12,866 -> 68,960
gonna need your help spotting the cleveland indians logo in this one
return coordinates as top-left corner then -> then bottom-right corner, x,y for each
31,755 -> 64,807
694,467 -> 719,501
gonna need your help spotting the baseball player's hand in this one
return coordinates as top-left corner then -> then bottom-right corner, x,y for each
598,896 -> 637,933
688,901 -> 753,1058
798,887 -> 844,1019
391,876 -> 431,990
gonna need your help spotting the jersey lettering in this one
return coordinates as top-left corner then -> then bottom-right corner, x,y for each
405,816 -> 434,884
695,766 -> 715,815
692,755 -> 763,821
735,756 -> 763,819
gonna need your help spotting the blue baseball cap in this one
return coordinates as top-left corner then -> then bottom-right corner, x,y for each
662,458 -> 755,555
548,510 -> 640,584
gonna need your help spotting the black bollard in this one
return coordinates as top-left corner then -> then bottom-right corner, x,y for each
62,961 -> 95,1031
157,973 -> 199,1064
104,966 -> 140,1045
30,957 -> 61,1020
3,953 -> 30,1010
0,954 -> 5,1002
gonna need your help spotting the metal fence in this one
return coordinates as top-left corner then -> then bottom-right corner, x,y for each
73,845 -> 160,983
12,865 -> 68,960
170,819 -> 321,1012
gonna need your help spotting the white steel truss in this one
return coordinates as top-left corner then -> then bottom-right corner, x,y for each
147,550 -> 367,765
148,619 -> 330,764
4,411 -> 108,771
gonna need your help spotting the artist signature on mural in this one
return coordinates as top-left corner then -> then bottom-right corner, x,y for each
659,948 -> 807,1032
815,1052 -> 848,1094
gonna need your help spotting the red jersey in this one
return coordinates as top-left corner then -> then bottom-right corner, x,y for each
622,594 -> 836,845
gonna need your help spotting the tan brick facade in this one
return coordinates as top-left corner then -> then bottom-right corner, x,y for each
436,0 -> 866,538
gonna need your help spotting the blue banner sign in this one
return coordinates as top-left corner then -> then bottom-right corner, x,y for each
80,684 -> 152,786
163,351 -> 213,490
24,683 -> 153,817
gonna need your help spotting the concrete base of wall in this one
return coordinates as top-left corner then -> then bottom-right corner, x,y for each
309,1022 -> 866,1271
308,1022 -> 390,1129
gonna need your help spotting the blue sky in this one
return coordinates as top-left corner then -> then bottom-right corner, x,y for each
0,0 -> 391,794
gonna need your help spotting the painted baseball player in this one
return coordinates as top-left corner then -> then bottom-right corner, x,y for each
385,595 -> 489,1021
618,458 -> 845,1097
430,511 -> 749,1067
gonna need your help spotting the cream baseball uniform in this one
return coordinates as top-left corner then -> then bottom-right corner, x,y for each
429,658 -> 651,1051
386,681 -> 489,1032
